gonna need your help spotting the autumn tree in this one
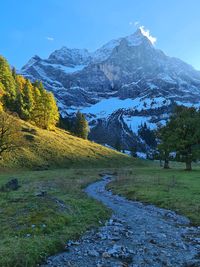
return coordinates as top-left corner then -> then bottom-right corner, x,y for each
19,80 -> 34,120
0,56 -> 60,130
0,112 -> 23,158
0,56 -> 16,110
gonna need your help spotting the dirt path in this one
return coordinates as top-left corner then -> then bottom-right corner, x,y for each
41,175 -> 200,267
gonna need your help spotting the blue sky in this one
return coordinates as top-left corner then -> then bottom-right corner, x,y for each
1,0 -> 200,70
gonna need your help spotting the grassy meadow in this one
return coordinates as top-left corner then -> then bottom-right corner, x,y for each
0,168 -> 114,267
108,161 -> 200,226
0,119 -> 134,169
0,118 -> 136,266
0,118 -> 200,266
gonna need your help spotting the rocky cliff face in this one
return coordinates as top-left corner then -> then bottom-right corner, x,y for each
21,29 -> 200,153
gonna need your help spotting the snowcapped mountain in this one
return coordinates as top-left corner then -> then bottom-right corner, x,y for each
21,28 -> 200,152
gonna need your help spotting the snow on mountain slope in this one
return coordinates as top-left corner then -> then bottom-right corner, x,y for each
48,47 -> 91,66
21,29 -> 200,152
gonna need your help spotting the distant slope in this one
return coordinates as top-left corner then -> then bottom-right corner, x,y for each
1,118 -> 133,169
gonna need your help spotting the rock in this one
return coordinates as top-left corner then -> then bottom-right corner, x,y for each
102,252 -> 111,258
35,191 -> 47,197
26,233 -> 31,238
96,262 -> 103,267
40,176 -> 200,267
2,178 -> 20,191
66,240 -> 80,247
88,249 -> 100,257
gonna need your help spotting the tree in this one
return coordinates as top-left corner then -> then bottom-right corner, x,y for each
74,111 -> 89,139
40,90 -> 59,129
0,56 -> 16,110
0,56 -> 60,131
0,112 -> 23,158
0,81 -> 5,111
130,146 -> 137,157
157,124 -> 173,169
19,80 -> 34,120
14,75 -> 27,116
114,139 -> 121,152
59,115 -> 73,132
157,106 -> 200,171
138,123 -> 157,148
30,82 -> 59,129
171,106 -> 200,171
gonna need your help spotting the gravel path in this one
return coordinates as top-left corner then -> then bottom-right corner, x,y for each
41,175 -> 200,267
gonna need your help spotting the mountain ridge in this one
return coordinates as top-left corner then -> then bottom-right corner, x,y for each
21,29 -> 200,154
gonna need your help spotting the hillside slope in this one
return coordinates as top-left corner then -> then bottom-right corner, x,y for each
1,118 -> 133,169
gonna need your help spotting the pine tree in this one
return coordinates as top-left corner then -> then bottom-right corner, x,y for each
114,139 -> 121,152
130,146 -> 137,157
74,111 -> 89,139
138,123 -> 157,148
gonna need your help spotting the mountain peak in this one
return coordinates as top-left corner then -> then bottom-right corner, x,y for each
134,28 -> 143,36
123,28 -> 153,47
47,47 -> 91,66
134,27 -> 157,45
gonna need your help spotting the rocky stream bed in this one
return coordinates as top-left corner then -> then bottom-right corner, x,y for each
41,175 -> 200,267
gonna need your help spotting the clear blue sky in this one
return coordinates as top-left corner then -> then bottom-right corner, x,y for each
1,0 -> 200,70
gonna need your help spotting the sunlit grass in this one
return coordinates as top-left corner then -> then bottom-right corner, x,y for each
0,119 -> 134,169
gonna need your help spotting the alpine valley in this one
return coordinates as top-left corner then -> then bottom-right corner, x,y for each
21,29 -> 200,156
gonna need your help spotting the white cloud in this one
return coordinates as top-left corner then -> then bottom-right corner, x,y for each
139,26 -> 157,45
46,36 -> 54,41
129,21 -> 140,27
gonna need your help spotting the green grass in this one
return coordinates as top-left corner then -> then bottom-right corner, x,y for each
0,117 -> 135,266
0,168 -> 115,267
108,161 -> 200,226
0,119 -> 134,170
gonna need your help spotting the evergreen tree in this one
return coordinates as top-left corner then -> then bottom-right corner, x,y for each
59,115 -> 73,132
130,146 -> 137,157
114,139 -> 121,152
138,123 -> 157,148
12,67 -> 17,79
74,111 -> 89,139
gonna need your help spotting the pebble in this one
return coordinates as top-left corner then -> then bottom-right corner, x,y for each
40,175 -> 200,267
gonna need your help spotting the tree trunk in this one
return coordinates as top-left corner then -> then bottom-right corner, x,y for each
185,160 -> 192,171
159,159 -> 163,167
185,148 -> 192,171
164,159 -> 170,169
